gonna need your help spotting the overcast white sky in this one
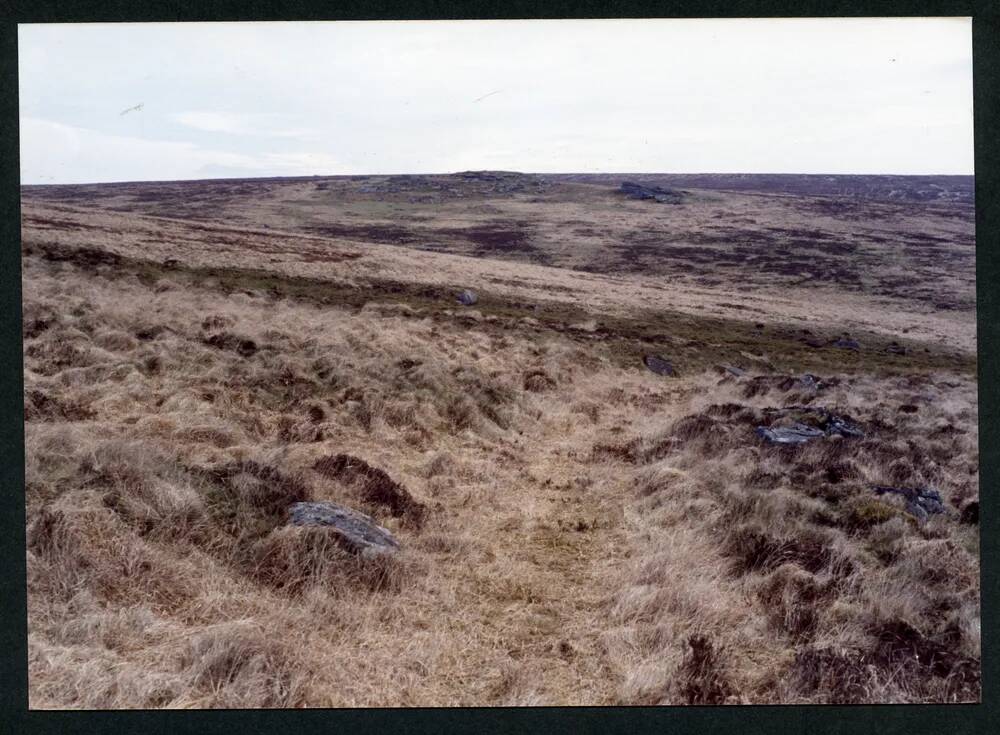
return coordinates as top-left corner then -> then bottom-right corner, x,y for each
18,18 -> 974,184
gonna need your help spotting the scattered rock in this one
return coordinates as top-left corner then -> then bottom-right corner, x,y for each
643,354 -> 676,376
823,413 -> 865,438
287,501 -> 399,556
831,337 -> 861,351
799,374 -> 820,391
755,424 -> 826,445
619,181 -> 684,204
756,406 -> 865,444
872,485 -> 946,522
456,289 -> 478,306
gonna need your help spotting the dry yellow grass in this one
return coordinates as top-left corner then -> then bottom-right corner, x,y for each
23,252 -> 643,706
21,197 -> 976,353
602,372 -> 979,704
21,175 -> 979,707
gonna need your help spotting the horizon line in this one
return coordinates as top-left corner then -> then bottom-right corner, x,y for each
20,170 -> 977,187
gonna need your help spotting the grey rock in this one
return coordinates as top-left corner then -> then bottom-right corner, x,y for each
872,486 -> 946,523
619,181 -> 684,204
643,354 -> 676,376
799,374 -> 820,390
756,406 -> 865,445
755,424 -> 825,445
824,414 -> 864,438
457,289 -> 478,306
288,501 -> 399,555
831,337 -> 861,351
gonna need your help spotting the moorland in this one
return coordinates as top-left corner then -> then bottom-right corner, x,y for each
21,171 -> 979,706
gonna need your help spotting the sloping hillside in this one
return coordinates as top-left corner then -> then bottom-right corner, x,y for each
21,174 -> 979,706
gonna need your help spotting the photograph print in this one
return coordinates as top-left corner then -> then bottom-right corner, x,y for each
18,18 -> 979,707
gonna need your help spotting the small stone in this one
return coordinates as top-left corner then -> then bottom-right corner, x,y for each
456,289 -> 478,306
799,374 -> 819,390
643,354 -> 675,376
831,337 -> 861,351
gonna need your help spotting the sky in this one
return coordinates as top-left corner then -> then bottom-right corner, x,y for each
18,18 -> 974,184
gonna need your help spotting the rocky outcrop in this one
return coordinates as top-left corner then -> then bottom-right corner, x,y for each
620,181 -> 684,204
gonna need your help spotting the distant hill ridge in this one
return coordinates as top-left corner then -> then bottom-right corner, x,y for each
549,173 -> 974,205
23,172 -> 973,205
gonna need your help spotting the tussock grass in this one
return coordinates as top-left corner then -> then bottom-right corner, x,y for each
24,250 -> 629,706
21,209 -> 978,706
603,371 -> 980,704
